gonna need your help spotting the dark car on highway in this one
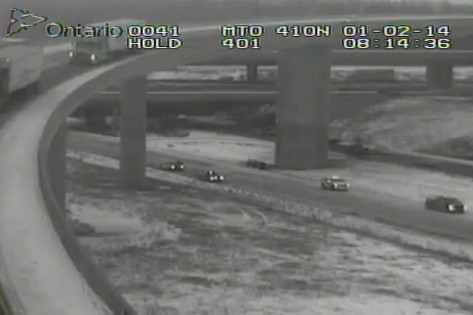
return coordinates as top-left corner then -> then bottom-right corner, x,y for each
321,176 -> 350,191
425,196 -> 466,214
160,160 -> 185,171
246,159 -> 269,170
201,170 -> 225,183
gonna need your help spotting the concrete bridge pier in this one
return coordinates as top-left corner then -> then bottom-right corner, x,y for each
275,47 -> 332,169
119,76 -> 147,189
247,63 -> 258,82
48,122 -> 66,209
426,62 -> 453,90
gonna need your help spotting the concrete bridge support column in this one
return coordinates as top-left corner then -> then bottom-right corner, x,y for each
247,63 -> 258,82
426,63 -> 453,90
48,122 -> 66,209
275,47 -> 332,169
119,76 -> 147,188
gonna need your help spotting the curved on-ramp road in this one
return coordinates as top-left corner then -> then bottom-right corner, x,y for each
0,15 -> 472,314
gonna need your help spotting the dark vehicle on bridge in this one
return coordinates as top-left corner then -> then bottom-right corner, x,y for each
425,196 -> 466,214
160,160 -> 185,171
246,159 -> 269,170
71,219 -> 96,236
321,176 -> 350,191
201,170 -> 225,183
345,143 -> 370,156
68,19 -> 144,65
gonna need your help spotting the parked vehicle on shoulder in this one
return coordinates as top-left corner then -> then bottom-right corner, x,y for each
425,196 -> 466,214
321,176 -> 350,191
160,160 -> 185,171
202,170 -> 225,183
246,159 -> 268,170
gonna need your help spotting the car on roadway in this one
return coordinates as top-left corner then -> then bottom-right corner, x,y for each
246,159 -> 269,170
425,196 -> 466,214
321,176 -> 350,191
202,170 -> 225,183
160,160 -> 185,171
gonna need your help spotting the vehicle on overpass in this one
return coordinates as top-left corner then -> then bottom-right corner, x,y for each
425,196 -> 466,214
68,19 -> 145,65
160,160 -> 185,171
321,176 -> 350,191
201,170 -> 225,183
70,219 -> 96,236
246,159 -> 269,170
345,138 -> 371,156
346,144 -> 371,156
0,44 -> 43,111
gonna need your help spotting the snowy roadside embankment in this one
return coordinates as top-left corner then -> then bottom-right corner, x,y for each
341,96 -> 473,156
148,131 -> 275,163
67,150 -> 473,262
67,157 -> 473,315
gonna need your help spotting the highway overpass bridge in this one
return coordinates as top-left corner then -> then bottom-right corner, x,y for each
77,88 -> 393,133
1,14 -> 473,315
190,49 -> 473,89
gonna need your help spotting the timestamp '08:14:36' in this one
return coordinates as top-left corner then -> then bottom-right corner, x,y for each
342,37 -> 452,49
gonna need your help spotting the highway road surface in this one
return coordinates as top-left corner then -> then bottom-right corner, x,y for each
69,131 -> 473,243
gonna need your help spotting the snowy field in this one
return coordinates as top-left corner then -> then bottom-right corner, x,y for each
342,96 -> 473,154
67,158 -> 473,315
148,130 -> 275,163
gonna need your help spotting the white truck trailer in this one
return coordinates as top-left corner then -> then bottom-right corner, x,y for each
0,44 -> 44,111
69,19 -> 145,65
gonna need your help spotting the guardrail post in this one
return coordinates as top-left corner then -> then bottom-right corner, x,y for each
110,104 -> 120,136
247,63 -> 258,82
275,46 -> 332,169
119,76 -> 147,188
426,62 -> 453,90
48,122 -> 66,208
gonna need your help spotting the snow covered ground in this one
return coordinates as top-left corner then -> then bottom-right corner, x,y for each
67,158 -> 473,315
148,130 -> 275,163
341,96 -> 473,154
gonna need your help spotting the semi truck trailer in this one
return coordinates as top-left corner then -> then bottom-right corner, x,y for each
68,19 -> 145,65
0,44 -> 44,112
